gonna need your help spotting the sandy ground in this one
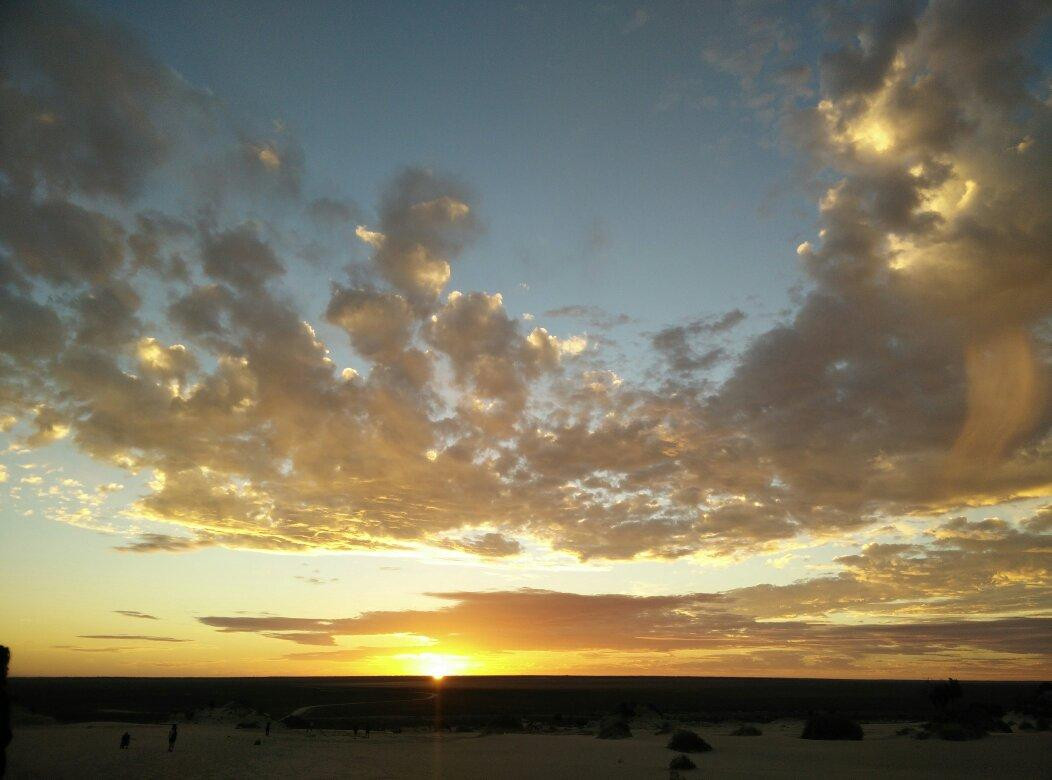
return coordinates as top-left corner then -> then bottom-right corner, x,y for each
7,721 -> 1050,778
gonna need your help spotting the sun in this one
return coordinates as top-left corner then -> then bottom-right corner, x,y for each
425,655 -> 451,680
414,652 -> 467,680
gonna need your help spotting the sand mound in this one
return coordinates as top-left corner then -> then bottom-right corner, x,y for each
729,724 -> 762,736
801,713 -> 863,740
10,705 -> 56,726
186,701 -> 270,726
596,716 -> 632,739
666,729 -> 712,752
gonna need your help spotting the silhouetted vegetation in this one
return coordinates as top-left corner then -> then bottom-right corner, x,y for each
729,724 -> 762,736
282,715 -> 310,729
669,753 -> 696,770
801,713 -> 863,740
666,729 -> 712,752
596,715 -> 632,739
913,679 -> 1014,741
1017,681 -> 1052,727
922,701 -> 1011,741
481,715 -> 524,734
928,678 -> 963,710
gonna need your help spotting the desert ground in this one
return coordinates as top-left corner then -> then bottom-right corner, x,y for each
8,720 -> 1050,779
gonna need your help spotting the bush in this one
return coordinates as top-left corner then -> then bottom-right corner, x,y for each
927,722 -> 984,741
281,715 -> 309,730
666,729 -> 712,752
801,713 -> 863,741
596,716 -> 632,740
729,724 -> 762,736
236,721 -> 260,729
922,701 -> 1011,740
669,754 -> 696,770
482,715 -> 523,734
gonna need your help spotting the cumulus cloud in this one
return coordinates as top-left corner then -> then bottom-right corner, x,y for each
358,168 -> 479,304
1,0 -> 1048,597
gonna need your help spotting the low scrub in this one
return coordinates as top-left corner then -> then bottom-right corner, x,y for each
921,701 -> 1012,741
666,729 -> 712,752
481,715 -> 524,734
596,716 -> 632,740
669,754 -> 696,770
729,724 -> 761,736
800,713 -> 863,741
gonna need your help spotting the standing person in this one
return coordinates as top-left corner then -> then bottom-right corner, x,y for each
167,723 -> 178,752
265,721 -> 270,737
1,646 -> 11,778
119,732 -> 131,749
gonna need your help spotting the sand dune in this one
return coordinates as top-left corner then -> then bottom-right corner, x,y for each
7,721 -> 1050,778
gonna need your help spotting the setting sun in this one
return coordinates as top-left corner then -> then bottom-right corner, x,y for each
412,653 -> 468,680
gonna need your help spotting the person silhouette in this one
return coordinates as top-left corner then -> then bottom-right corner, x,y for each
168,723 -> 178,752
119,732 -> 131,749
1,646 -> 11,778
265,720 -> 271,736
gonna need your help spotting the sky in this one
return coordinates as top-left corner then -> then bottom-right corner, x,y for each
0,0 -> 1049,679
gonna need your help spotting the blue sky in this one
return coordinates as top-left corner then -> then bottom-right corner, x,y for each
91,0 -> 811,335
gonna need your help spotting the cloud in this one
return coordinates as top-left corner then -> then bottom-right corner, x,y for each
650,310 -> 745,374
543,305 -> 633,330
53,645 -> 136,653
437,532 -> 524,558
0,0 -> 212,201
307,197 -> 361,226
113,534 -> 216,554
1,0 -> 1048,581
201,223 -> 284,291
114,610 -> 158,620
199,584 -> 1051,676
77,634 -> 189,642
295,575 -> 339,586
360,168 -> 479,304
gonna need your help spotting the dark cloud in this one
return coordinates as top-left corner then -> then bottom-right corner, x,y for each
77,634 -> 189,642
113,534 -> 216,554
0,0 -> 211,200
52,645 -> 135,653
364,167 -> 480,304
650,310 -> 744,374
201,224 -> 284,291
199,586 -> 1051,674
0,287 -> 65,361
438,532 -> 524,558
114,610 -> 158,620
307,197 -> 361,226
820,1 -> 918,98
543,305 -> 633,330
0,194 -> 125,285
